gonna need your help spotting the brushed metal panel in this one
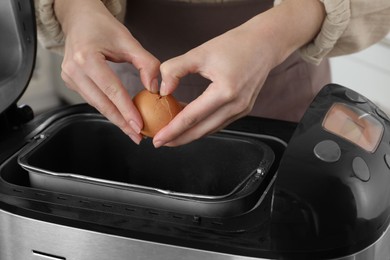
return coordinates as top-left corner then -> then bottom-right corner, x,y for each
1,209 -> 388,259
0,210 -> 265,260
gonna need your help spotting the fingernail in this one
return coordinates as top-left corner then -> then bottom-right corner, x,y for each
160,81 -> 167,96
153,140 -> 164,148
129,133 -> 142,145
150,78 -> 159,94
129,120 -> 141,134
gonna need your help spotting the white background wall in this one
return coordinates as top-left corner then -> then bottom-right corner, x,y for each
330,34 -> 390,116
18,45 -> 84,114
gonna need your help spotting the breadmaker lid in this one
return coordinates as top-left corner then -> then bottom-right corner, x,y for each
0,0 -> 36,114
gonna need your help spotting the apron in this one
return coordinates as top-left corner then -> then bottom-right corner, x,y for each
112,0 -> 331,122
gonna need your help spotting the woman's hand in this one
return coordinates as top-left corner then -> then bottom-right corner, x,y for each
154,0 -> 325,147
154,24 -> 274,148
55,0 -> 160,144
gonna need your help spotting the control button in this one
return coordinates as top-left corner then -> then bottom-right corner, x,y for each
376,107 -> 390,122
345,89 -> 367,103
352,157 -> 370,181
314,140 -> 341,163
385,154 -> 390,170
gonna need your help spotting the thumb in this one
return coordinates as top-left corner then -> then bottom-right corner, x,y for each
160,53 -> 200,96
118,38 -> 161,94
132,50 -> 161,94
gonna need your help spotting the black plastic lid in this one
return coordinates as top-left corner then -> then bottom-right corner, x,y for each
0,0 -> 36,114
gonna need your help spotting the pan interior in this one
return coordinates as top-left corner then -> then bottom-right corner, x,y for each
21,117 -> 273,197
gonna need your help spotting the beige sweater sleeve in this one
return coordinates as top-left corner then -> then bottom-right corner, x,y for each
35,0 -> 390,64
293,0 -> 390,64
34,0 -> 126,54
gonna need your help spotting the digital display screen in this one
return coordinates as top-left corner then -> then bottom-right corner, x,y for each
323,103 -> 383,152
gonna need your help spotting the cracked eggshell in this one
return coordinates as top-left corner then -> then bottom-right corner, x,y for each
133,90 -> 183,137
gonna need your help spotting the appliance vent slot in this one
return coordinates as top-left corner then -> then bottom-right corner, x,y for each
32,250 -> 66,260
125,207 -> 136,212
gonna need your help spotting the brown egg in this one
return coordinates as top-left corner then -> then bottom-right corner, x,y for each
133,90 -> 182,137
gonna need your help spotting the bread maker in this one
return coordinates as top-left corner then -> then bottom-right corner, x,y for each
1,1 -> 390,259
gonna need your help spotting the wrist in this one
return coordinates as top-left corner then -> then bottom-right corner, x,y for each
250,0 -> 326,66
54,0 -> 108,35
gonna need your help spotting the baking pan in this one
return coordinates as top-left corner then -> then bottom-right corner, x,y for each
18,113 -> 275,217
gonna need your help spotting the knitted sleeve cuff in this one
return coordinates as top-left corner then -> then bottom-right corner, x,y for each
274,0 -> 351,65
34,0 -> 124,54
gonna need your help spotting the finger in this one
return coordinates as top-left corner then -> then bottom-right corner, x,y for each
134,54 -> 160,94
153,84 -> 235,147
118,40 -> 161,93
61,70 -> 142,145
78,52 -> 143,133
159,53 -> 200,96
163,103 -> 248,147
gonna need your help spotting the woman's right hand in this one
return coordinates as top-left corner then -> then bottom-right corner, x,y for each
55,0 -> 160,144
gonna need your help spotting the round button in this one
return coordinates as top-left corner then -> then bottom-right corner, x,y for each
376,107 -> 390,122
385,154 -> 390,170
345,89 -> 367,103
352,157 -> 370,181
314,140 -> 341,163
